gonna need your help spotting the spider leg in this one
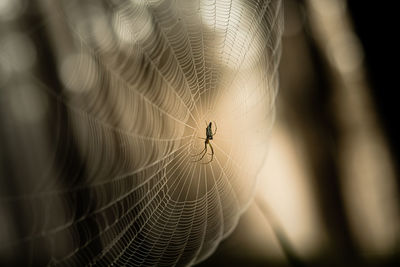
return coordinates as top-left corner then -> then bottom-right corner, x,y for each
191,149 -> 207,162
190,137 -> 207,157
197,144 -> 208,161
191,140 -> 208,162
191,147 -> 206,157
202,143 -> 214,164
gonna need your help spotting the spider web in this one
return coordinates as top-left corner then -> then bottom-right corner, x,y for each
0,0 -> 283,266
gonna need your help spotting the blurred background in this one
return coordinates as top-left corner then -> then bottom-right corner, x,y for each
1,0 -> 399,266
199,0 -> 400,266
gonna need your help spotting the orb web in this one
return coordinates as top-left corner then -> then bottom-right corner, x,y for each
0,0 -> 283,266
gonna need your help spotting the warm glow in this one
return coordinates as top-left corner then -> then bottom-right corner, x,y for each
255,123 -> 326,258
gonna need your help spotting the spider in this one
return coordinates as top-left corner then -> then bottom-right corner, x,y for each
191,121 -> 217,164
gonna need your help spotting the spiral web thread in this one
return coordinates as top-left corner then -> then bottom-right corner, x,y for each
0,0 -> 283,266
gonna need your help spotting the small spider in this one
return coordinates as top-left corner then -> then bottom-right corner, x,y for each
191,121 -> 217,164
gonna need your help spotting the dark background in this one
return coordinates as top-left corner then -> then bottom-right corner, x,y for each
348,1 -> 399,170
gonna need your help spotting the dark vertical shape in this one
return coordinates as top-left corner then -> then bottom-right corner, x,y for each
0,116 -> 32,267
347,1 -> 400,208
296,1 -> 361,265
23,1 -> 103,265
